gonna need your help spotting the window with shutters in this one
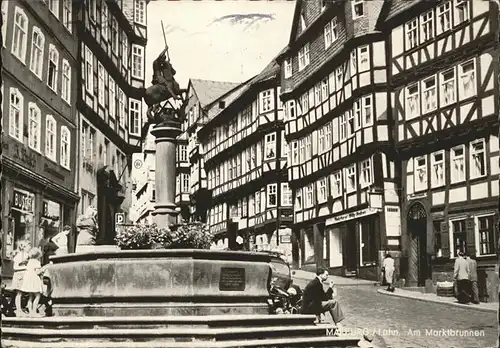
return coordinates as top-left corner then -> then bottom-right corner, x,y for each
451,219 -> 467,258
477,215 -> 495,256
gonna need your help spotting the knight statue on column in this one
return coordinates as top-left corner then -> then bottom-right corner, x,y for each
141,42 -> 188,143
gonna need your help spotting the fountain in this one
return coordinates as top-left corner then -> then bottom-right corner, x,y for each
2,48 -> 362,347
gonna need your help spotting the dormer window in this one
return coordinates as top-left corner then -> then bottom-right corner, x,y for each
352,0 -> 365,19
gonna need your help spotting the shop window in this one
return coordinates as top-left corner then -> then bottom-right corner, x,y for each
451,219 -> 467,257
40,199 -> 61,239
10,189 -> 36,249
477,215 -> 495,256
361,219 -> 377,264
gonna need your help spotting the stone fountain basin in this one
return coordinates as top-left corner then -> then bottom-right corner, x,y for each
46,249 -> 272,317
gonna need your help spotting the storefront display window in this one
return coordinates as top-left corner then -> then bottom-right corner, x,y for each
40,199 -> 61,241
10,188 -> 35,255
360,219 -> 377,264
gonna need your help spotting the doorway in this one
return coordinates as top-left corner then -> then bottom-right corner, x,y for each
407,202 -> 428,286
343,222 -> 357,275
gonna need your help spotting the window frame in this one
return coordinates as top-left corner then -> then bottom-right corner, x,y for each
28,102 -> 42,153
449,218 -> 467,258
134,0 -> 146,25
454,0 -> 470,26
47,45 -> 59,93
295,188 -> 303,210
458,59 -> 476,99
419,10 -> 434,44
109,77 -> 116,119
1,1 -> 7,48
318,177 -> 328,203
450,144 -> 465,183
440,67 -> 456,106
476,214 -> 496,256
414,156 -> 428,192
45,115 -> 57,162
129,99 -> 141,136
9,88 -> 24,142
281,183 -> 293,206
352,0 -> 365,19
284,59 -> 292,78
360,158 -> 373,188
358,46 -> 370,72
98,62 -> 105,106
12,7 -> 29,64
30,27 -> 45,79
60,126 -> 71,170
421,75 -> 437,113
324,17 -> 338,49
101,2 -> 109,40
267,183 -> 277,208
259,89 -> 273,113
431,150 -> 445,188
298,43 -> 310,71
61,59 -> 72,104
469,138 -> 486,179
85,46 -> 93,92
131,44 -> 145,79
406,82 -> 420,120
62,0 -> 72,32
264,133 -> 276,160
330,171 -> 342,198
345,165 -> 357,194
405,18 -> 419,51
437,1 -> 452,35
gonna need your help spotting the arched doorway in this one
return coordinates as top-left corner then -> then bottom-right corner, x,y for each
407,202 -> 428,286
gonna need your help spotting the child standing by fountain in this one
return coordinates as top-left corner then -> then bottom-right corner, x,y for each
20,247 -> 44,317
12,240 -> 30,317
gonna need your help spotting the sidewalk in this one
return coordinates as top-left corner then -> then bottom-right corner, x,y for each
292,269 -> 376,286
377,288 -> 497,312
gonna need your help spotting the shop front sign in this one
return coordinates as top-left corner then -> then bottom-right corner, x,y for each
12,189 -> 35,214
325,208 -> 380,226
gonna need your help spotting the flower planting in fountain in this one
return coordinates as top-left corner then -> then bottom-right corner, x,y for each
115,222 -> 213,250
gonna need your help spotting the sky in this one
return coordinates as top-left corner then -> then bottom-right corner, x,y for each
145,0 -> 296,88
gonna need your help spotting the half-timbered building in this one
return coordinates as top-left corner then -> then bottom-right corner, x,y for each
198,60 -> 293,257
277,0 -> 398,278
75,0 -> 148,241
182,79 -> 240,222
175,128 -> 190,221
384,0 -> 499,300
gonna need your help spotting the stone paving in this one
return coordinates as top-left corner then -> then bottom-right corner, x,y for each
293,276 -> 498,348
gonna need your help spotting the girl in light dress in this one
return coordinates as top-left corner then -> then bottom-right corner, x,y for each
20,247 -> 45,317
11,239 -> 30,317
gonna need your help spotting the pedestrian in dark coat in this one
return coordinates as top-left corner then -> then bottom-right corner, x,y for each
301,268 -> 345,327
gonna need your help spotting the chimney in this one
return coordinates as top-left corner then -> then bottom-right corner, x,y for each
219,101 -> 226,109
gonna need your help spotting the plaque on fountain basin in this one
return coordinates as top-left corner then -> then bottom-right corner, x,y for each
45,249 -> 272,317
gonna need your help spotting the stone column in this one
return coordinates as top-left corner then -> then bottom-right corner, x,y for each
150,120 -> 182,227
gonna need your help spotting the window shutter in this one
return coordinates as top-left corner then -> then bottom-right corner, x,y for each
440,222 -> 450,258
465,218 -> 475,256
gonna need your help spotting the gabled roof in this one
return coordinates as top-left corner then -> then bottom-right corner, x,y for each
189,79 -> 241,108
204,49 -> 283,125
288,0 -> 304,45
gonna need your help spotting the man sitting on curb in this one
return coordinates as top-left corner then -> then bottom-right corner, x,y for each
301,268 -> 345,329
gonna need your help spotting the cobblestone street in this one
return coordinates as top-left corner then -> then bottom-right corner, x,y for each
294,278 -> 497,348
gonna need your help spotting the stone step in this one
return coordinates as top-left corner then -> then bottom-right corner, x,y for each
1,324 -> 338,342
2,314 -> 316,330
2,335 -> 361,348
